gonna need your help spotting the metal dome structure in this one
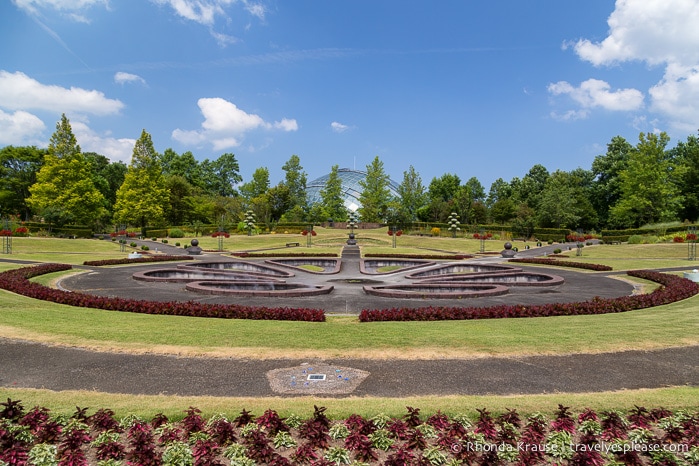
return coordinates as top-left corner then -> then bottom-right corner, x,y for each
306,168 -> 400,212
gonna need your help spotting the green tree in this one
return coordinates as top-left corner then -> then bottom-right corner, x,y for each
421,173 -> 461,222
27,114 -> 107,226
240,167 -> 270,202
536,170 -> 582,229
396,165 -> 427,223
514,164 -> 550,210
591,136 -> 632,228
266,182 -> 293,224
358,156 -> 392,223
609,132 -> 684,228
164,175 -> 194,226
83,152 -> 127,210
0,145 -> 45,218
282,154 -> 308,209
319,164 -> 346,221
671,132 -> 699,222
113,129 -> 169,234
202,153 -> 242,197
486,178 -> 511,209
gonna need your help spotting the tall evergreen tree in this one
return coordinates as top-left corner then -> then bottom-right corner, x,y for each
27,114 -> 107,226
282,154 -> 308,210
358,156 -> 391,223
319,164 -> 346,221
113,129 -> 168,234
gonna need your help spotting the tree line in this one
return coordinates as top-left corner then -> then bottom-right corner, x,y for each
1,114 -> 698,234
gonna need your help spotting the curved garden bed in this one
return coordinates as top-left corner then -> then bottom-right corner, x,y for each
359,270 -> 699,322
0,263 -> 325,322
1,401 -> 697,466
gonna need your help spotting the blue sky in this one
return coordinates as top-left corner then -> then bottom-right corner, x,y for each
2,1 -> 698,190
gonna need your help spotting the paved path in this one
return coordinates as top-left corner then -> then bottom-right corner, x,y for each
2,338 -> 697,397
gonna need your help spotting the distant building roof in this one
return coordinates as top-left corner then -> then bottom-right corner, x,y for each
306,168 -> 400,212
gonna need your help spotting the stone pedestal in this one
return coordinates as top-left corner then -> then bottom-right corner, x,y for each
187,238 -> 203,255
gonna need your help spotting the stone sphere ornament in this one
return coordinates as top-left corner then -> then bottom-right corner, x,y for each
501,241 -> 516,258
187,238 -> 203,255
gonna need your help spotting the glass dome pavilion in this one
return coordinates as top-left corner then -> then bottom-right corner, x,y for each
306,168 -> 400,212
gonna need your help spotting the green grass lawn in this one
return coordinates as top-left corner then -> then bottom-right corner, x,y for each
5,237 -> 130,264
553,242 -> 693,270
1,235 -> 698,417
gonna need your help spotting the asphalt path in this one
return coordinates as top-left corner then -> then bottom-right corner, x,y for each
1,339 -> 697,397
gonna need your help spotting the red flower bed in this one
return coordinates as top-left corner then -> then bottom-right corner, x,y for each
364,253 -> 472,260
83,255 -> 194,266
0,263 -> 325,322
359,270 -> 698,322
508,257 -> 613,271
233,252 -> 339,258
1,401 -> 696,466
473,232 -> 493,240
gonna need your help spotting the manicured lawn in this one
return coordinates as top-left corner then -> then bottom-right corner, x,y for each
4,237 -> 128,264
0,280 -> 697,359
553,242 -> 693,270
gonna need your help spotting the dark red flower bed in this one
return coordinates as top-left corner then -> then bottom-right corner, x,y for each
83,255 -> 194,266
358,270 -> 698,322
232,252 -> 339,258
509,257 -> 614,271
364,253 -> 473,260
1,401 -> 697,465
0,264 -> 325,322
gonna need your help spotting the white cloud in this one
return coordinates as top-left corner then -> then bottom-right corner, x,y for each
71,121 -> 136,163
573,0 -> 699,67
564,0 -> 699,131
172,97 -> 298,150
331,121 -> 349,133
0,70 -> 124,116
114,72 -> 146,86
13,0 -> 109,22
151,0 -> 223,26
275,118 -> 298,132
547,78 -> 644,114
150,0 -> 266,46
649,64 -> 699,133
243,1 -> 266,20
151,0 -> 265,25
0,109 -> 46,145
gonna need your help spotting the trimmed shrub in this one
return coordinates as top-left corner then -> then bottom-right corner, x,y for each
84,256 -> 193,266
